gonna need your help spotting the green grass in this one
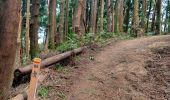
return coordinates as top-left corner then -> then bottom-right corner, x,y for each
38,86 -> 49,98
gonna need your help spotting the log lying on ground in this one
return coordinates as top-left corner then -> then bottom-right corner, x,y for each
39,51 -> 59,60
14,47 -> 86,81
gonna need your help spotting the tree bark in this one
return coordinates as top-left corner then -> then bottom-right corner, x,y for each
115,0 -> 124,33
100,0 -> 104,32
0,0 -> 21,99
25,0 -> 31,60
107,0 -> 112,32
73,0 -> 86,37
151,4 -> 156,32
90,0 -> 98,34
155,0 -> 162,35
65,0 -> 69,37
30,0 -> 40,59
141,0 -> 147,33
59,0 -> 65,42
112,10 -> 115,32
48,0 -> 56,49
132,0 -> 139,36
146,0 -> 152,32
124,0 -> 131,32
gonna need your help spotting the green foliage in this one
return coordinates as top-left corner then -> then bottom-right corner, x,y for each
38,86 -> 49,97
57,33 -> 81,53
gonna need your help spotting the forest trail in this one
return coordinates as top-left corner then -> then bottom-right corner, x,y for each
66,35 -> 170,100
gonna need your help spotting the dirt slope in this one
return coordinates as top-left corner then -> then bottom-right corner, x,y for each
65,35 -> 170,100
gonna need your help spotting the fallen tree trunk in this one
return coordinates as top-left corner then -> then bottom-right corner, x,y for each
13,47 -> 86,85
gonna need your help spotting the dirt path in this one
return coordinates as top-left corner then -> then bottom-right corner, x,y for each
66,35 -> 170,100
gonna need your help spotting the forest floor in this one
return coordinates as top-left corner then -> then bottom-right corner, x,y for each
10,35 -> 170,100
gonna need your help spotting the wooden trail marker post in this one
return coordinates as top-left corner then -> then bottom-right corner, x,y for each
28,58 -> 41,100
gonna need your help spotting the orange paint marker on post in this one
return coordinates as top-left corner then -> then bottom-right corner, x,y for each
28,58 -> 41,100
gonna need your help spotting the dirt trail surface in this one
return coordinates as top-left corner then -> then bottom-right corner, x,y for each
37,35 -> 170,100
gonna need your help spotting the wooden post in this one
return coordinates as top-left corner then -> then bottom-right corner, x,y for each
28,58 -> 41,100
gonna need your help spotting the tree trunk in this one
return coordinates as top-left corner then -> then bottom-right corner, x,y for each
124,0 -> 131,32
14,10 -> 22,70
48,0 -> 56,49
25,0 -> 31,61
141,0 -> 147,32
73,0 -> 86,37
155,0 -> 162,35
0,0 -> 21,99
132,0 -> 139,36
112,10 -> 115,32
90,0 -> 98,34
100,0 -> 104,32
151,4 -> 156,32
59,0 -> 65,42
115,0 -> 124,33
65,0 -> 69,37
118,0 -> 124,32
44,0 -> 50,52
107,0 -> 112,32
146,0 -> 152,32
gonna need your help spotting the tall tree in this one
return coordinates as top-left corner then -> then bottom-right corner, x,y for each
141,0 -> 147,30
59,0 -> 65,42
115,0 -> 124,33
124,0 -> 131,32
100,0 -> 104,32
65,0 -> 69,36
90,0 -> 98,34
155,0 -> 162,34
132,0 -> 139,36
151,3 -> 156,32
48,0 -> 56,49
0,0 -> 21,99
26,0 -> 31,61
146,0 -> 152,32
30,0 -> 40,59
73,0 -> 86,37
112,9 -> 115,32
107,0 -> 112,32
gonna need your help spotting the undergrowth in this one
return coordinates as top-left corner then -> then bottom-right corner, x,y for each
56,32 -> 133,53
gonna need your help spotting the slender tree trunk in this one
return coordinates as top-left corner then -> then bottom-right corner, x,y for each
48,0 -> 56,49
59,0 -> 65,42
112,10 -> 115,32
146,0 -> 152,32
132,0 -> 139,36
124,0 -> 131,32
25,0 -> 30,60
44,0 -> 50,52
151,5 -> 156,32
65,0 -> 69,37
30,0 -> 40,59
141,0 -> 147,32
118,0 -> 124,32
100,0 -> 104,32
155,0 -> 162,35
107,0 -> 112,32
90,0 -> 98,34
0,0 -> 21,99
